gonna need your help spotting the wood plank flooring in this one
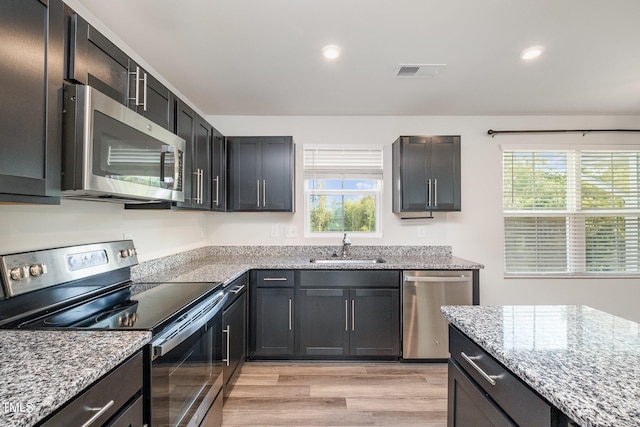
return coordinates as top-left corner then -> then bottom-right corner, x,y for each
222,362 -> 448,427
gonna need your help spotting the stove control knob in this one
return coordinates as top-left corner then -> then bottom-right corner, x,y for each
29,263 -> 47,277
9,266 -> 29,281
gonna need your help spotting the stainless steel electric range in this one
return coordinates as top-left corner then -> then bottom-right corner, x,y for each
0,240 -> 226,427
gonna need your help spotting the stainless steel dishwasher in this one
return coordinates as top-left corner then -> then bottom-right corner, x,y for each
402,270 -> 473,359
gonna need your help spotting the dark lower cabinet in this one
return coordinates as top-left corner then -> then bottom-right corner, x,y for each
249,270 -> 295,357
222,275 -> 247,398
0,0 -> 64,204
448,326 -> 574,427
251,270 -> 400,360
41,351 -> 144,426
298,288 -> 349,356
448,359 -> 516,427
298,287 -> 400,357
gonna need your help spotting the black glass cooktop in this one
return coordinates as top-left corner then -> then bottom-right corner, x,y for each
12,282 -> 221,334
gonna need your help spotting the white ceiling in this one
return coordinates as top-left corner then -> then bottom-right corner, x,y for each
77,0 -> 640,116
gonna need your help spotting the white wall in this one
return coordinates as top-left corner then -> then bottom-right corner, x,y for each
208,114 -> 640,322
2,114 -> 640,320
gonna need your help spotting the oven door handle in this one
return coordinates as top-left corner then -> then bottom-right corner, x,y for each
151,290 -> 227,359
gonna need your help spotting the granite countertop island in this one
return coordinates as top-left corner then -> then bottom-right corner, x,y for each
441,305 -> 640,427
0,330 -> 151,427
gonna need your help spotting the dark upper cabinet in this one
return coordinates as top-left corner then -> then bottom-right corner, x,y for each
66,12 -> 129,105
211,129 -> 226,211
0,0 -> 64,204
392,135 -> 461,212
67,12 -> 174,131
227,136 -> 294,212
128,61 -> 174,131
175,100 -> 211,210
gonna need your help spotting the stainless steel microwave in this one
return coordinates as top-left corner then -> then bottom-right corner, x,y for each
61,84 -> 185,203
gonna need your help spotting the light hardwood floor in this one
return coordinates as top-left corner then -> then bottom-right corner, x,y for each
222,361 -> 448,427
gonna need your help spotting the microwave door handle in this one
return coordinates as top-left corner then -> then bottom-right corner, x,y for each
160,151 -> 167,183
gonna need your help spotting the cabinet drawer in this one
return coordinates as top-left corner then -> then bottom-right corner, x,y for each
299,270 -> 399,288
42,351 -> 143,426
256,270 -> 294,287
449,327 -> 551,427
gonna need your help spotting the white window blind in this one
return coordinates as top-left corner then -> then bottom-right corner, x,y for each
303,146 -> 383,179
503,149 -> 640,276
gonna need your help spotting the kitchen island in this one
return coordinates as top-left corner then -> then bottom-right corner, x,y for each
441,305 -> 640,427
0,330 -> 150,427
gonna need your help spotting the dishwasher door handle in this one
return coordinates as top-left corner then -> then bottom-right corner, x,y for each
404,275 -> 471,283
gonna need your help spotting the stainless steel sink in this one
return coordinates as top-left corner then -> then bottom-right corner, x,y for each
309,258 -> 385,264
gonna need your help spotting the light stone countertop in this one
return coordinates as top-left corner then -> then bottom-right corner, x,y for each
0,330 -> 151,427
441,305 -> 640,427
131,245 -> 484,285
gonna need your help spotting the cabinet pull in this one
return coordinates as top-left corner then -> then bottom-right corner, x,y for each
433,178 -> 438,207
230,284 -> 245,294
263,277 -> 288,281
142,71 -> 148,111
461,352 -> 497,386
345,300 -> 349,331
256,180 -> 261,207
81,400 -> 114,427
351,299 -> 355,331
222,326 -> 230,366
288,298 -> 292,331
129,66 -> 141,107
263,179 -> 266,207
213,176 -> 220,206
427,178 -> 432,207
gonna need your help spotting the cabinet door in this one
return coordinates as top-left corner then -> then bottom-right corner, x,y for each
227,136 -> 294,212
261,136 -> 294,211
193,116 -> 212,209
448,360 -> 515,427
175,100 -> 197,208
228,137 -> 261,210
0,0 -> 63,204
128,61 -> 173,131
67,13 -> 129,105
349,288 -> 400,356
253,287 -> 294,355
430,136 -> 461,211
399,136 -> 430,211
298,288 -> 349,356
211,129 -> 226,211
223,291 -> 246,391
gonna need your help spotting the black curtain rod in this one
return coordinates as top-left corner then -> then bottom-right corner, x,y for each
487,129 -> 640,137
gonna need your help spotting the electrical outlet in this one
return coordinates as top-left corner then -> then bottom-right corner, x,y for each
417,226 -> 426,238
285,226 -> 297,238
271,225 -> 279,238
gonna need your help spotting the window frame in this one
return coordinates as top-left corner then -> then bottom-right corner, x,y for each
503,147 -> 640,278
303,145 -> 383,238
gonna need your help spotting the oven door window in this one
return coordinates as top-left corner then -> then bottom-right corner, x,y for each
152,317 -> 223,427
92,111 -> 179,190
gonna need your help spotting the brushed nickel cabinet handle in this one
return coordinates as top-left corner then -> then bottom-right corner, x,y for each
81,400 -> 114,427
345,300 -> 349,331
256,180 -> 260,207
222,326 -> 230,366
461,352 -> 497,386
288,298 -> 292,331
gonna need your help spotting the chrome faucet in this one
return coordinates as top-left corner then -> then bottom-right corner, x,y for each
342,233 -> 351,258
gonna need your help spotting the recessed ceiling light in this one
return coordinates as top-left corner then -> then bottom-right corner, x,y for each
520,45 -> 544,61
322,45 -> 341,60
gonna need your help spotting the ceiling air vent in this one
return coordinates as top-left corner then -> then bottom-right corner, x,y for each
394,64 -> 446,77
